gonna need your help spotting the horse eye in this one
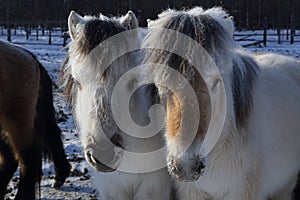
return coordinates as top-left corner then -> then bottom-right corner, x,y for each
186,67 -> 195,76
185,66 -> 195,81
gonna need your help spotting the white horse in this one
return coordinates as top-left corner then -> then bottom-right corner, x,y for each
62,11 -> 171,199
142,7 -> 300,200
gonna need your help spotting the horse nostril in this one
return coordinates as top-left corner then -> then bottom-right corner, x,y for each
110,134 -> 123,148
86,149 -> 99,165
173,164 -> 182,175
168,160 -> 182,176
195,160 -> 205,174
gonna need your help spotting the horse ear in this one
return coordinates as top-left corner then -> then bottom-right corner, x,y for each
120,11 -> 138,29
68,11 -> 84,41
147,19 -> 154,27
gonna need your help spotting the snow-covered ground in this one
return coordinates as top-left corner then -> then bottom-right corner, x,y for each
1,30 -> 299,199
235,29 -> 300,59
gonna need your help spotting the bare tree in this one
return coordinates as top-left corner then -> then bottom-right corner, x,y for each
0,0 -> 299,30
4,0 -> 12,41
289,0 -> 296,44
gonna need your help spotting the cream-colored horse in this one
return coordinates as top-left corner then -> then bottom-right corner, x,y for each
62,11 -> 171,199
142,7 -> 300,200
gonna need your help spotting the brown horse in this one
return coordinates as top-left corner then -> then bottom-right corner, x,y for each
0,40 -> 71,200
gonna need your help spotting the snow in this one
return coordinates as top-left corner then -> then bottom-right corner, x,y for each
1,30 -> 299,199
234,29 -> 300,59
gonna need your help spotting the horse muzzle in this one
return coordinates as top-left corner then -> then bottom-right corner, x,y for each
168,158 -> 205,182
85,148 -> 123,172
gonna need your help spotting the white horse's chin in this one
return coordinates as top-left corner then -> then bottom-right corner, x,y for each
84,147 -> 123,173
167,145 -> 205,183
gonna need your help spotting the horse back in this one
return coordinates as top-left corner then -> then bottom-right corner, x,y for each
254,53 -> 300,115
254,53 -> 300,85
253,53 -> 300,136
248,53 -> 300,195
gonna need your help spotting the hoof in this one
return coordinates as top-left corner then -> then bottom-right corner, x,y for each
52,163 -> 71,189
51,180 -> 64,189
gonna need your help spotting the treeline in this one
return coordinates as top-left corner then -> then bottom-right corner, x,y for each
0,0 -> 298,29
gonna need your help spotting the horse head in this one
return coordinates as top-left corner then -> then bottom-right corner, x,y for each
142,7 -> 234,181
65,10 -> 141,172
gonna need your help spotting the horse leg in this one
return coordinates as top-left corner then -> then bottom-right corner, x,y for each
14,139 -> 41,200
5,123 -> 42,200
45,125 -> 71,188
0,135 -> 18,199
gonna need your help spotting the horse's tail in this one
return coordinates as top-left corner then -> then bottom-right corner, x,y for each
37,62 -> 60,159
22,49 -> 57,160
21,51 -> 50,198
35,55 -> 71,188
24,49 -> 70,191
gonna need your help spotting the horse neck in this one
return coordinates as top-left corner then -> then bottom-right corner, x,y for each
207,49 -> 260,159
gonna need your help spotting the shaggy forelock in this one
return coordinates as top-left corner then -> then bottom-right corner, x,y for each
144,7 -> 234,54
85,19 -> 125,51
142,7 -> 259,130
164,14 -> 229,52
78,19 -> 126,55
142,7 -> 234,95
63,15 -> 135,105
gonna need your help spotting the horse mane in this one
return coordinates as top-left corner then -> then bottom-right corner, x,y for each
72,18 -> 126,56
60,54 -> 77,105
142,7 -> 259,129
143,7 -> 234,60
232,51 -> 259,129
